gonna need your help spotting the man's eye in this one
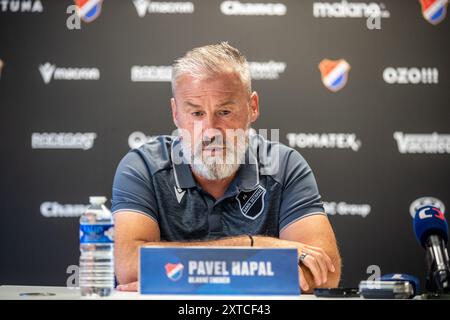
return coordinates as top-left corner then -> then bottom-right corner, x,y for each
191,112 -> 204,117
218,110 -> 231,116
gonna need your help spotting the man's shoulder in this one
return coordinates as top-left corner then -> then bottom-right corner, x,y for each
124,135 -> 175,176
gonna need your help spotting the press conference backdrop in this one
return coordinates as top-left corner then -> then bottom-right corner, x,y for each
0,0 -> 449,289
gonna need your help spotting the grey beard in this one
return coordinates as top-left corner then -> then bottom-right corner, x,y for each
181,140 -> 247,181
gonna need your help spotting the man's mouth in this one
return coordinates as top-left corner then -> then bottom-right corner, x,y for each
203,146 -> 225,153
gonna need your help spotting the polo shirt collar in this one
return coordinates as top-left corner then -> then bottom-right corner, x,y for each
170,135 -> 260,191
171,137 -> 197,189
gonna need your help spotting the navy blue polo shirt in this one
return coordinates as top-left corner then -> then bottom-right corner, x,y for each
111,134 -> 325,241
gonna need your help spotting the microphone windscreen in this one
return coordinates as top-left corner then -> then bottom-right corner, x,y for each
413,205 -> 448,247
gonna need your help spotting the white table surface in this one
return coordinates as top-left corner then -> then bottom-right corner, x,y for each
0,285 -> 364,300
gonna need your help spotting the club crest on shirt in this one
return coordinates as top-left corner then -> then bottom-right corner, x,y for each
236,185 -> 266,220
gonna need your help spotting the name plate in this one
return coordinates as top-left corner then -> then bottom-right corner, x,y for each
139,247 -> 300,295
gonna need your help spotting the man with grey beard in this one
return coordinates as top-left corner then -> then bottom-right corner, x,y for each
112,42 -> 341,293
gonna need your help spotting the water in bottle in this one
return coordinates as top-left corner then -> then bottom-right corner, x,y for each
79,196 -> 114,297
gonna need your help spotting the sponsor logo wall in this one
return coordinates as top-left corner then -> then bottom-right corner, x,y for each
0,0 -> 448,288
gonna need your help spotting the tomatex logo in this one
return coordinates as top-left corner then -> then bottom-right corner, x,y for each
39,63 -> 100,84
287,133 -> 362,151
132,0 -> 194,17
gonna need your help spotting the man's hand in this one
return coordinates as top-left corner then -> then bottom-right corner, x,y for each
116,281 -> 138,292
280,214 -> 342,293
296,243 -> 336,292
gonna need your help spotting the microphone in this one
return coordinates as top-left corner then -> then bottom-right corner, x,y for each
413,205 -> 450,293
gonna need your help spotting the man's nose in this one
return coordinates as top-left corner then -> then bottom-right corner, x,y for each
202,113 -> 218,131
201,115 -> 222,138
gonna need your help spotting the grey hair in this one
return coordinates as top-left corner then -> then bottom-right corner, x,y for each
171,42 -> 252,96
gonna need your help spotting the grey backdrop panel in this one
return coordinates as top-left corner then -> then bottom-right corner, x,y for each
0,0 -> 449,288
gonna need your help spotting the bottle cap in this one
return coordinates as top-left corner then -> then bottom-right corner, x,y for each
89,196 -> 107,205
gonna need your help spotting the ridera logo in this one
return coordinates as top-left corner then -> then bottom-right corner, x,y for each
39,63 -> 100,84
419,0 -> 448,25
131,65 -> 172,82
249,61 -> 286,80
32,132 -> 97,150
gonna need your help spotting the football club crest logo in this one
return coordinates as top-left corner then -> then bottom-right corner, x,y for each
236,185 -> 266,220
318,59 -> 351,92
419,0 -> 448,25
74,0 -> 103,23
165,263 -> 184,281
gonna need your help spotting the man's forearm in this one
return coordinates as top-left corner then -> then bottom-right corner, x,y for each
117,235 -> 254,284
146,235 -> 255,247
118,235 -> 288,284
118,235 -> 340,291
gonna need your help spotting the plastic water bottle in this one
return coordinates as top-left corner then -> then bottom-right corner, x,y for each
79,196 -> 114,297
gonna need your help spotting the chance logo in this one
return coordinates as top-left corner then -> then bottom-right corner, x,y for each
74,0 -> 103,23
419,0 -> 448,25
318,59 -> 351,92
165,263 -> 184,281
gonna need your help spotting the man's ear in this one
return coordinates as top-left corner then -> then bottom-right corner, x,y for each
171,98 -> 179,127
249,91 -> 260,123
